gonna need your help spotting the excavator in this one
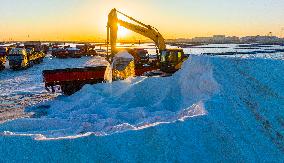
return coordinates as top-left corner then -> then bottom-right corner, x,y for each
107,8 -> 187,73
43,8 -> 188,95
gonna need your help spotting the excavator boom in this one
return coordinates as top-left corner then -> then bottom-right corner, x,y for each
118,20 -> 166,50
107,8 -> 166,57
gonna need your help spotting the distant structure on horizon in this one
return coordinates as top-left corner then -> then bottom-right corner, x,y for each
1,34 -> 284,44
241,35 -> 283,44
191,35 -> 239,44
167,35 -> 284,44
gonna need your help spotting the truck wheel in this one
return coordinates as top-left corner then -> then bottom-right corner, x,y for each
11,67 -> 18,71
0,65 -> 5,71
61,83 -> 83,95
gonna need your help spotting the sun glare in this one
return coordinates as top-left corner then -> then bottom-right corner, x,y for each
118,24 -> 129,38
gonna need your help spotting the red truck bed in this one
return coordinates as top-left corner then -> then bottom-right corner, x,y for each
43,66 -> 107,95
43,65 -> 158,95
43,66 -> 106,84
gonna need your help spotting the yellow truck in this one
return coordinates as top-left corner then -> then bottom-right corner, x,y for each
0,47 -> 7,71
8,46 -> 45,70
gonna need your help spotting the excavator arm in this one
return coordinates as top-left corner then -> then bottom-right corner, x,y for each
107,8 -> 166,57
118,20 -> 166,50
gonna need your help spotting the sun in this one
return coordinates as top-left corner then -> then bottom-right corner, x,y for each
117,24 -> 129,38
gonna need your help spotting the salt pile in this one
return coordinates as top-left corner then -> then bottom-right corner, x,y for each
0,56 -> 219,140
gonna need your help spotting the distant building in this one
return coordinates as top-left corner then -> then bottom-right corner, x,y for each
212,35 -> 226,43
166,38 -> 192,43
166,35 -> 284,44
240,35 -> 283,44
191,35 -> 240,44
191,37 -> 212,43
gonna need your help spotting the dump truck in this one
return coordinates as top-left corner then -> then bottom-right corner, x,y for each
43,8 -> 188,95
51,48 -> 69,58
50,44 -> 98,58
76,44 -> 97,57
43,48 -> 158,95
43,66 -> 107,95
8,43 -> 45,70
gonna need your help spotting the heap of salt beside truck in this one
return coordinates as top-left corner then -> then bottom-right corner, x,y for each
43,48 -> 161,95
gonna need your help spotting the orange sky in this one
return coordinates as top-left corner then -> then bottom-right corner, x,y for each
0,0 -> 284,41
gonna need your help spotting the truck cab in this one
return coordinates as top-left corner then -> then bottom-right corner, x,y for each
8,48 -> 29,70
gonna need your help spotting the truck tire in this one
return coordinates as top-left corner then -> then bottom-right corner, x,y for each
0,65 -> 5,71
61,83 -> 83,95
11,67 -> 19,71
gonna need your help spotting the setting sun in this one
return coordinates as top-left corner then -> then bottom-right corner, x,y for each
117,24 -> 129,38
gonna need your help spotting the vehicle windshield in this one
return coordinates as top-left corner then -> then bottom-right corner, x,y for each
9,49 -> 24,56
161,51 -> 167,62
0,49 -> 6,55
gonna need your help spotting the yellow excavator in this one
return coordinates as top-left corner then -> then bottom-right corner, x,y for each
107,8 -> 187,73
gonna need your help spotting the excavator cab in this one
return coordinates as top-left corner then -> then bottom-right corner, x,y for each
160,49 -> 187,73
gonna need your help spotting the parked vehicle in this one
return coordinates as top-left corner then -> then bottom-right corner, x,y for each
43,66 -> 107,95
43,48 -> 158,95
0,47 -> 7,71
76,44 -> 97,56
8,46 -> 45,70
51,48 -> 69,58
66,47 -> 82,58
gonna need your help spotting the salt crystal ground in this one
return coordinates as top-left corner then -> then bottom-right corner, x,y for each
0,44 -> 284,162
